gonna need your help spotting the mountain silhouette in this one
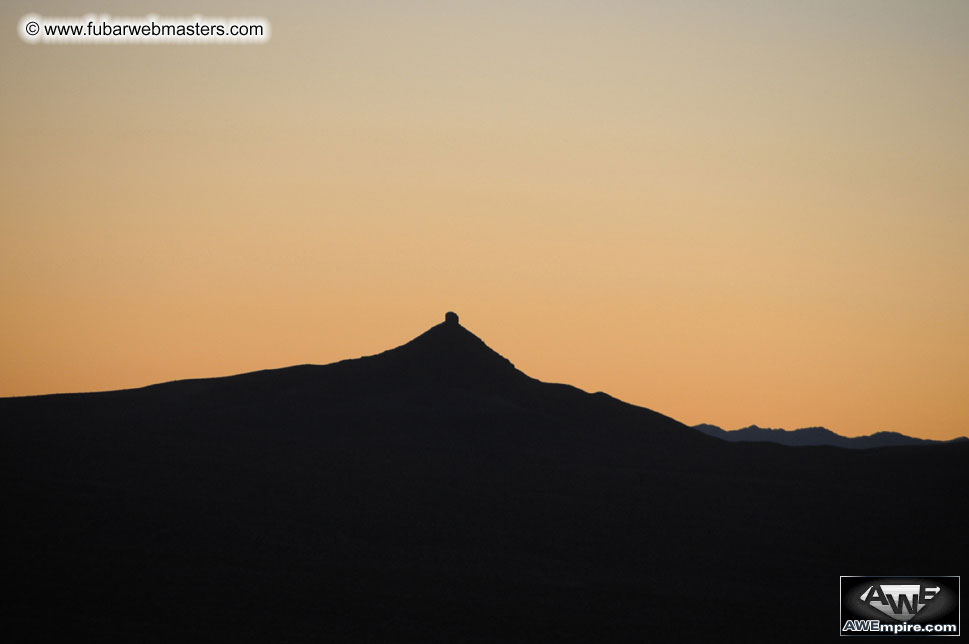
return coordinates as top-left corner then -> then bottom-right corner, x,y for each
2,314 -> 965,642
695,423 -> 967,448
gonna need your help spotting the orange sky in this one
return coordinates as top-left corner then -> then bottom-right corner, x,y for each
2,1 -> 967,439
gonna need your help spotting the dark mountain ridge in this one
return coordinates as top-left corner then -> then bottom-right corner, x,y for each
695,423 -> 966,448
3,314 -> 965,642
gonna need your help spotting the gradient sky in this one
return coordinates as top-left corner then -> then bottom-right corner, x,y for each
2,1 -> 967,439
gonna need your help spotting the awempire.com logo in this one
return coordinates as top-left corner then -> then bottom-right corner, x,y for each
841,576 -> 959,636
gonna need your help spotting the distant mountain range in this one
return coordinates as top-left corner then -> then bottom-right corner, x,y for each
694,423 -> 967,448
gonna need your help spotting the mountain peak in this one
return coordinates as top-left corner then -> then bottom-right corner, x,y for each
368,313 -> 521,385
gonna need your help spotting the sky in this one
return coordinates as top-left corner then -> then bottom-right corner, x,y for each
2,1 -> 967,439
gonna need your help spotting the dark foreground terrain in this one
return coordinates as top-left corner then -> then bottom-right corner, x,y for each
3,315 -> 966,642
